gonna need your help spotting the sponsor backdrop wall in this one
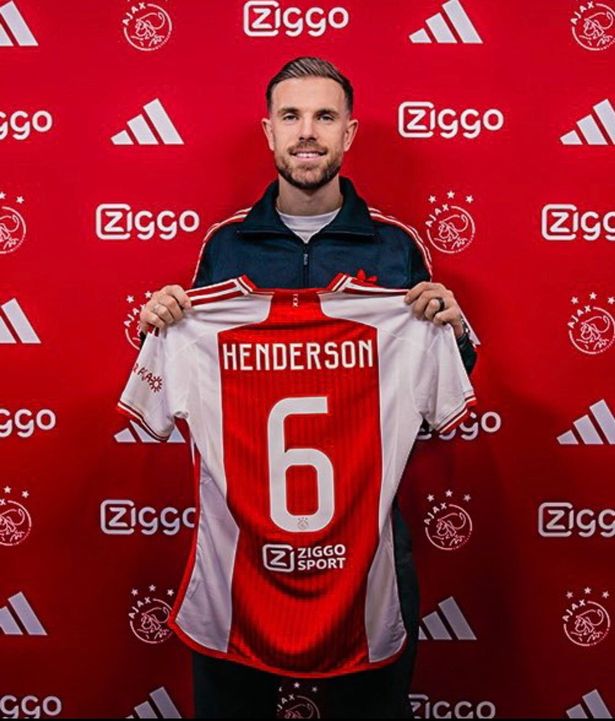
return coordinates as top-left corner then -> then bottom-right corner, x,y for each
1,0 -> 614,718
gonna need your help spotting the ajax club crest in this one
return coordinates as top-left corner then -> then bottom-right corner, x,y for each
424,491 -> 473,551
129,586 -> 175,644
0,486 -> 32,547
124,290 -> 153,350
568,293 -> 615,355
425,191 -> 476,254
0,193 -> 26,255
563,588 -> 611,647
571,2 -> 615,51
123,2 -> 173,51
277,681 -> 320,719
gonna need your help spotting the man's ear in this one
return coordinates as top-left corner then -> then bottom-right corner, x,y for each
344,117 -> 359,151
261,117 -> 275,151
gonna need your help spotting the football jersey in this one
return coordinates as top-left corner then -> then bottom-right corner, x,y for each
117,273 -> 476,677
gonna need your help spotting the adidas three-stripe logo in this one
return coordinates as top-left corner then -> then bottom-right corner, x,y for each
558,399 -> 615,445
112,99 -> 184,145
0,299 -> 40,343
127,687 -> 181,719
418,596 -> 477,640
567,689 -> 612,719
0,1 -> 37,46
409,0 -> 482,44
115,421 -> 185,443
0,592 -> 47,635
561,98 -> 615,145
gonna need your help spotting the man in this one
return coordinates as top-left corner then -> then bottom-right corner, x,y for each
138,57 -> 476,718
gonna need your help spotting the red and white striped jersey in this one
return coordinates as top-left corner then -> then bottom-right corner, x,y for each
118,273 -> 476,677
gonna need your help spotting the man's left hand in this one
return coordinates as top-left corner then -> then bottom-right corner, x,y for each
404,281 -> 464,339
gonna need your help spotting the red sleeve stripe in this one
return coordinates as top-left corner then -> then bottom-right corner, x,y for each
189,209 -> 251,287
116,401 -> 171,442
327,272 -> 351,292
343,279 -> 406,295
435,395 -> 477,434
187,278 -> 246,299
368,209 -> 433,278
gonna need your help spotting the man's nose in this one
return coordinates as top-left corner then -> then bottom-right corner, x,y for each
298,116 -> 317,140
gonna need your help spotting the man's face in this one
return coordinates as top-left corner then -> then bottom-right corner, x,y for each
262,77 -> 358,191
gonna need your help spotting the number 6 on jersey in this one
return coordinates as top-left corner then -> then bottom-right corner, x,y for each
267,396 -> 335,532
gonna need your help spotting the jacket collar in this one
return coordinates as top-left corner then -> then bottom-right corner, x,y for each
238,176 -> 375,238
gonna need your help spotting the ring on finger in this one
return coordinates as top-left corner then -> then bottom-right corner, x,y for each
435,297 -> 446,314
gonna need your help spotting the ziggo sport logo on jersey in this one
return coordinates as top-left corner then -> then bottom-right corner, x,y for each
243,1 -> 349,37
398,102 -> 504,139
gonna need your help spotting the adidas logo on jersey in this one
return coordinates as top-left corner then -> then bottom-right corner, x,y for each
0,592 -> 46,635
111,98 -> 183,145
0,1 -> 37,46
567,689 -> 612,719
418,596 -> 476,640
0,299 -> 40,343
115,420 -> 185,443
561,98 -> 615,145
557,399 -> 615,445
127,687 -> 181,719
409,0 -> 482,44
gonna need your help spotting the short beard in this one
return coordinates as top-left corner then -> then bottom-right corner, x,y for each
275,154 -> 342,191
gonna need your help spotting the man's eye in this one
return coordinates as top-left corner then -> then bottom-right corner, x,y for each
282,114 -> 297,121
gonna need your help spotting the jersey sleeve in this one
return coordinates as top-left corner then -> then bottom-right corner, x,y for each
412,324 -> 477,433
117,329 -> 189,441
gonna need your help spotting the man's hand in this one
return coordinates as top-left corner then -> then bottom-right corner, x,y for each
404,281 -> 465,339
139,285 -> 192,333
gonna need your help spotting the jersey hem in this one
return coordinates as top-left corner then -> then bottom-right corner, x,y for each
168,618 -> 408,679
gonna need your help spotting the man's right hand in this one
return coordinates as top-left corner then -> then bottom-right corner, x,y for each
139,285 -> 192,333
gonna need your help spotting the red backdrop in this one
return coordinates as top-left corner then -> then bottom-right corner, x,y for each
1,0 -> 614,718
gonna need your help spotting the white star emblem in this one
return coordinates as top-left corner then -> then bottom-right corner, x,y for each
131,588 -> 139,596
445,490 -> 453,497
22,490 -> 29,498
589,292 -> 597,300
602,591 -> 609,599
312,686 -> 318,693
16,196 -> 24,204
294,682 -> 300,688
463,494 -> 471,502
427,494 -> 434,502
584,587 -> 592,595
167,589 -> 175,597
447,190 -> 455,199
145,291 -> 153,299
3,486 -> 11,494
127,295 -> 135,303
149,584 -> 156,592
428,195 -> 436,204
465,195 -> 474,203
566,591 -> 573,599
608,297 -> 614,304
571,297 -> 578,304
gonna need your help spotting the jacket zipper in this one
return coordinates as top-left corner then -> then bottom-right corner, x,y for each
302,246 -> 309,287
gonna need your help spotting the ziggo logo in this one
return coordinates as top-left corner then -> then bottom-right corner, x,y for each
243,1 -> 349,37
398,102 -> 504,139
418,411 -> 502,442
0,695 -> 62,718
0,111 -> 53,141
0,409 -> 56,439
